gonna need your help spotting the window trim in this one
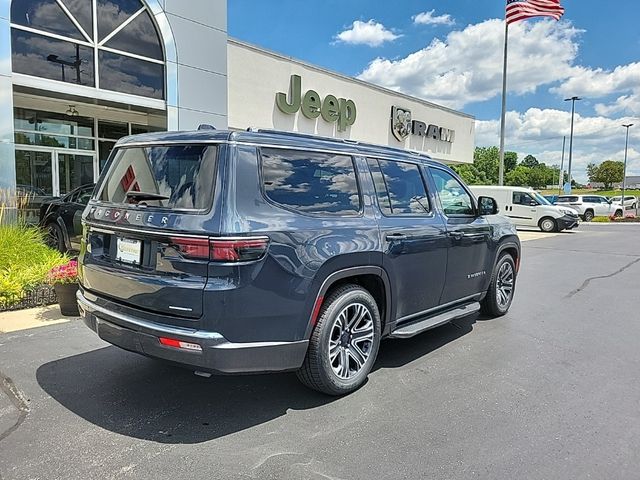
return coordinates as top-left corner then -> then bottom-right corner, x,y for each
367,157 -> 433,218
257,146 -> 364,218
428,166 -> 477,218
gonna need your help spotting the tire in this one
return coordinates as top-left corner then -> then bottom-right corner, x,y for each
539,217 -> 557,232
481,253 -> 517,317
615,209 -> 623,218
46,222 -> 66,253
632,203 -> 637,209
583,210 -> 594,222
297,284 -> 381,396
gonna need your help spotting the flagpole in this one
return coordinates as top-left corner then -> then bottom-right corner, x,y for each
498,20 -> 509,186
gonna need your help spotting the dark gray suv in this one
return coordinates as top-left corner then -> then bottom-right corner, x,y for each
77,129 -> 520,395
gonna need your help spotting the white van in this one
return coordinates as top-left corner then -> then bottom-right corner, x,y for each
470,186 -> 580,232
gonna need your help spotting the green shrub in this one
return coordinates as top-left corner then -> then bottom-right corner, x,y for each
591,216 -> 611,223
0,224 -> 68,306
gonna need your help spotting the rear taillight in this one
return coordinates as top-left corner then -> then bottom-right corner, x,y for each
210,238 -> 269,262
169,236 -> 269,262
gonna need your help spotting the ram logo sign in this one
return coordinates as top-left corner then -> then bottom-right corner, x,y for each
390,106 -> 456,144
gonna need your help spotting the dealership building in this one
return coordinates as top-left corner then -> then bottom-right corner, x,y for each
0,0 -> 475,212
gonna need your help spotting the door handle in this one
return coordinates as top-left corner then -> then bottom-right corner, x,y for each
385,233 -> 408,241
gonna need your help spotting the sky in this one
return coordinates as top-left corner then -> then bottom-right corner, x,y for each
228,1 -> 640,183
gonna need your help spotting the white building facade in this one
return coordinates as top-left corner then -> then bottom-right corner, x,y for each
0,0 -> 474,215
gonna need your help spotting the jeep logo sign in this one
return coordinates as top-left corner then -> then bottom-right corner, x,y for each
276,75 -> 357,131
391,106 -> 455,143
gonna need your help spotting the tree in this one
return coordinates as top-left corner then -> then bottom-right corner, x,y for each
527,166 -> 549,189
505,166 -> 531,186
470,147 -> 518,184
453,164 -> 488,185
521,155 -> 539,168
586,160 -> 624,189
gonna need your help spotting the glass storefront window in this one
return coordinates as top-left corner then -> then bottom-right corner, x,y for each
11,0 -> 86,41
131,124 -> 164,135
11,29 -> 95,86
98,120 -> 128,140
96,0 -> 144,41
104,10 -> 163,61
98,51 -> 164,99
14,108 -> 94,136
99,140 -> 117,170
15,150 -> 53,196
11,0 -> 166,100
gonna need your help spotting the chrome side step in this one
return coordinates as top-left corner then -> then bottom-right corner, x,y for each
389,302 -> 481,339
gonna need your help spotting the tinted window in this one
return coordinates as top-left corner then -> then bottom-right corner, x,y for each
261,148 -> 360,216
98,145 -> 217,211
513,192 -> 536,206
60,0 -> 93,36
368,158 -> 430,215
431,168 -> 474,216
98,50 -> 164,99
11,29 -> 95,86
104,10 -> 163,61
557,196 -> 579,203
97,0 -> 144,41
11,0 -> 85,40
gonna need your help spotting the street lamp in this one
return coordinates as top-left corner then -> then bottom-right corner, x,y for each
564,96 -> 582,193
622,123 -> 634,212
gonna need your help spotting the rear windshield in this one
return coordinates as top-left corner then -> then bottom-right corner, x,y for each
96,145 -> 217,211
557,196 -> 579,203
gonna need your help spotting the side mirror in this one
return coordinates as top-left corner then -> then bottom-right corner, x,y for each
478,196 -> 499,216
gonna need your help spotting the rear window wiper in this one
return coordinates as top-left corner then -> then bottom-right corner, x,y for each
125,191 -> 170,201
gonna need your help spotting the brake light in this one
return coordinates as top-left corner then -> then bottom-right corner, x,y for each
170,237 -> 210,259
159,337 -> 203,352
169,236 -> 269,262
210,238 -> 269,262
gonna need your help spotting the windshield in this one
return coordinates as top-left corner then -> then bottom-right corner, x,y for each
96,145 -> 217,211
533,192 -> 552,205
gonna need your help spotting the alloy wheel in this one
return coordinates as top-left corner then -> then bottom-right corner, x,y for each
496,261 -> 515,309
47,225 -> 61,248
328,303 -> 374,380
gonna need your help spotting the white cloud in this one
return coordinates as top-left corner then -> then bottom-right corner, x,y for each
358,19 -> 582,109
413,10 -> 455,26
476,108 -> 640,182
334,20 -> 401,47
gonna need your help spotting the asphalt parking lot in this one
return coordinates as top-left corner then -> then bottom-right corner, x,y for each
1,223 -> 640,480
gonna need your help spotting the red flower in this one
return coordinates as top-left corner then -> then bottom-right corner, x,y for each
47,259 -> 78,285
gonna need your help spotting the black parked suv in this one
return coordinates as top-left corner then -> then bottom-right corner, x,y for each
77,129 -> 520,395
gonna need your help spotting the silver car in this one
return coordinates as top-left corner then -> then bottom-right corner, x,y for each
610,195 -> 637,209
556,195 -> 624,221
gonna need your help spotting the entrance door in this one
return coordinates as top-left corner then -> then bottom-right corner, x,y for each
57,153 -> 96,195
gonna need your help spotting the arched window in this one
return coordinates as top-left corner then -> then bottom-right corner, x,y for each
10,0 -> 165,100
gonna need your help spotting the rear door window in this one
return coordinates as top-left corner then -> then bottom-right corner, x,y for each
557,196 -> 579,203
367,158 -> 430,215
260,148 -> 361,216
97,145 -> 217,211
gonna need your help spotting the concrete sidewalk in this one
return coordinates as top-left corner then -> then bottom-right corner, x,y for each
0,305 -> 75,333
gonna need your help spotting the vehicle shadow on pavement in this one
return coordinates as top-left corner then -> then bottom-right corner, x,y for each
35,314 -> 478,444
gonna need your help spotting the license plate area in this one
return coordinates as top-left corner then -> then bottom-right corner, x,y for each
116,237 -> 142,265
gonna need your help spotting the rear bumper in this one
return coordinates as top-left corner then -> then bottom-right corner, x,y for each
557,215 -> 580,230
77,290 -> 308,374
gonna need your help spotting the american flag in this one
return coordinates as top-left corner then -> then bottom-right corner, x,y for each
506,0 -> 565,25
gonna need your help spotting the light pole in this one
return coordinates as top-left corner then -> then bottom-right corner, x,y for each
564,96 -> 582,193
558,135 -> 566,195
622,123 -> 633,212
